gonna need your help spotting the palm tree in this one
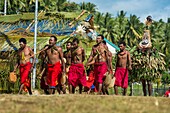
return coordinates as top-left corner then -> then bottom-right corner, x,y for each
100,18 -> 118,43
80,2 -> 97,13
94,11 -> 103,25
85,2 -> 97,13
115,10 -> 128,41
56,0 -> 66,12
164,21 -> 170,64
125,15 -> 143,47
150,20 -> 166,50
150,19 -> 170,67
97,12 -> 117,43
1,0 -> 30,14
101,12 -> 112,28
61,1 -> 80,12
80,1 -> 86,10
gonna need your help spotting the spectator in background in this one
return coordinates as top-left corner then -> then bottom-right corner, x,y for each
164,87 -> 170,97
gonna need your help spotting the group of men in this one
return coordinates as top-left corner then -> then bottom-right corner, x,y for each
14,34 -> 132,95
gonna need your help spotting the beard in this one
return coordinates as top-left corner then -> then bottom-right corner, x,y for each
97,41 -> 102,45
49,43 -> 55,47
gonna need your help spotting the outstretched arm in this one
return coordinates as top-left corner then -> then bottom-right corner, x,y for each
38,45 -> 49,59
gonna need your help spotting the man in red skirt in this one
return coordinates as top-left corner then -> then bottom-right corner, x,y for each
86,35 -> 110,94
114,41 -> 132,96
68,38 -> 86,94
43,36 -> 65,94
14,38 -> 34,95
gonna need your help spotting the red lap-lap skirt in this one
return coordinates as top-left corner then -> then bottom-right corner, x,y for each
114,67 -> 128,88
86,70 -> 95,89
94,62 -> 108,84
68,63 -> 86,88
20,62 -> 32,92
46,61 -> 61,88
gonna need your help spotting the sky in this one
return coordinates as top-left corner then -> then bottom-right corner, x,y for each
69,0 -> 170,22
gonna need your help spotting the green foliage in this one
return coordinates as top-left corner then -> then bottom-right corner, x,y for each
61,1 -> 80,12
80,2 -> 97,13
161,71 -> 170,84
93,10 -> 170,83
0,48 -> 19,92
0,0 -> 97,14
131,48 -> 166,82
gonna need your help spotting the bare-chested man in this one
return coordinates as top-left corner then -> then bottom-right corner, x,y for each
14,38 -> 34,95
56,41 -> 72,94
64,41 -> 72,73
103,40 -> 113,72
86,35 -> 110,94
114,41 -> 132,96
68,38 -> 86,94
102,40 -> 113,95
43,36 -> 65,94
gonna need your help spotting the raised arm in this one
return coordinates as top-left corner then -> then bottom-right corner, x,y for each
38,45 -> 49,60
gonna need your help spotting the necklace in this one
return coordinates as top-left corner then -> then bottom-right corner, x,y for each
119,51 -> 126,56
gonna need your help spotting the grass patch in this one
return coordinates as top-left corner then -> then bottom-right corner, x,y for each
0,13 -> 35,23
0,11 -> 88,23
0,94 -> 169,113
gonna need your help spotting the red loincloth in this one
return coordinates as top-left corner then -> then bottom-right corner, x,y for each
114,67 -> 128,88
68,63 -> 86,87
94,62 -> 107,84
86,70 -> 95,88
19,62 -> 32,91
46,61 -> 61,88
